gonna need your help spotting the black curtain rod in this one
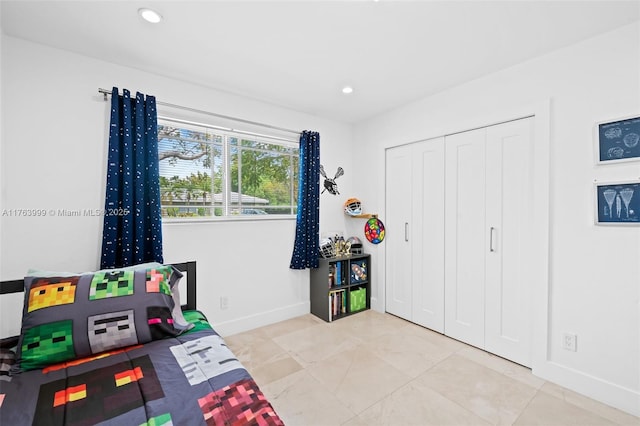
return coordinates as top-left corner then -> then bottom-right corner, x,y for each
98,88 -> 302,136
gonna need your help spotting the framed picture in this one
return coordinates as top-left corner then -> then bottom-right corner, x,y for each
594,180 -> 640,225
595,114 -> 640,164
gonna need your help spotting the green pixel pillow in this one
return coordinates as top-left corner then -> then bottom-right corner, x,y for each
15,265 -> 188,372
27,262 -> 193,332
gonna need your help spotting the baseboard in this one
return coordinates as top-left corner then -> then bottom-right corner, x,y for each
370,296 -> 381,312
533,360 -> 640,418
214,301 -> 310,337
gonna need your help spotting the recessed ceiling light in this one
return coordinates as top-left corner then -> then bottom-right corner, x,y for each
342,86 -> 354,94
138,8 -> 163,24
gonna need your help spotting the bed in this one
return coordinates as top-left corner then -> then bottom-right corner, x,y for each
0,261 -> 283,426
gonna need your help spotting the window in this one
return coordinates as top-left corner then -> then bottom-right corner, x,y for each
158,118 -> 299,219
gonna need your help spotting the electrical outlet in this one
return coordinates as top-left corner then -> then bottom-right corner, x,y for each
220,296 -> 229,310
562,333 -> 577,352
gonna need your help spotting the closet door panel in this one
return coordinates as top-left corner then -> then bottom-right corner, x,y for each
444,129 -> 486,348
412,138 -> 445,332
386,117 -> 534,367
385,145 -> 413,320
485,118 -> 533,366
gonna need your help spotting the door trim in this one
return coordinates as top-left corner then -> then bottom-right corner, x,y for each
381,100 -> 550,375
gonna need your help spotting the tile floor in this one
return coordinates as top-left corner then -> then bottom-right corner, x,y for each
224,310 -> 640,426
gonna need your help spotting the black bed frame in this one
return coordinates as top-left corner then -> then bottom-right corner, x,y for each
0,261 -> 197,311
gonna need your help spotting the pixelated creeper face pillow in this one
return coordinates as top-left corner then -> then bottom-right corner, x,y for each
16,265 -> 186,372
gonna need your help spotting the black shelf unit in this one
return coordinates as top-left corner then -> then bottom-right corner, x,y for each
310,253 -> 371,322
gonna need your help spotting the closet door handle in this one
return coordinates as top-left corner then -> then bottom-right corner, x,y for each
405,222 -> 409,242
489,227 -> 496,252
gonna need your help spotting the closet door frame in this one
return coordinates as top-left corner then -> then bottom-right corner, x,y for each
381,101 -> 550,375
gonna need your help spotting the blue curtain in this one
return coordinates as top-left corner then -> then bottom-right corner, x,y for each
290,131 -> 321,269
100,87 -> 163,269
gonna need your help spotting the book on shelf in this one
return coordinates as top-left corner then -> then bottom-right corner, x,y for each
328,288 -> 347,321
328,264 -> 335,287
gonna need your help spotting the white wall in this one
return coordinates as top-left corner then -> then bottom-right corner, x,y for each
354,22 -> 640,416
0,35 -> 354,337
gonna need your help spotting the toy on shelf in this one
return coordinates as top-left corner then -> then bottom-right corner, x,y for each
343,197 -> 385,243
319,237 -> 336,258
347,236 -> 363,255
343,197 -> 377,219
344,198 -> 362,216
319,234 -> 354,258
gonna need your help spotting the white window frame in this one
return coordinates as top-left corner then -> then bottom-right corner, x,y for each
157,116 -> 299,222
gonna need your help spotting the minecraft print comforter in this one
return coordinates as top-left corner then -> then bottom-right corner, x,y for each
0,315 -> 283,426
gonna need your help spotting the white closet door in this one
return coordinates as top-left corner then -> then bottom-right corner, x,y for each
444,128 -> 487,348
385,144 -> 413,320
412,137 -> 445,332
484,118 -> 533,367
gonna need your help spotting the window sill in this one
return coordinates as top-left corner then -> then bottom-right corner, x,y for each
161,215 -> 296,224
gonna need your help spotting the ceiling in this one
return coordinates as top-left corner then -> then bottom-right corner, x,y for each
2,1 -> 639,124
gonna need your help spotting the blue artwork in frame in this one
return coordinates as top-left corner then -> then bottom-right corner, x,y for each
596,115 -> 640,163
595,181 -> 640,225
